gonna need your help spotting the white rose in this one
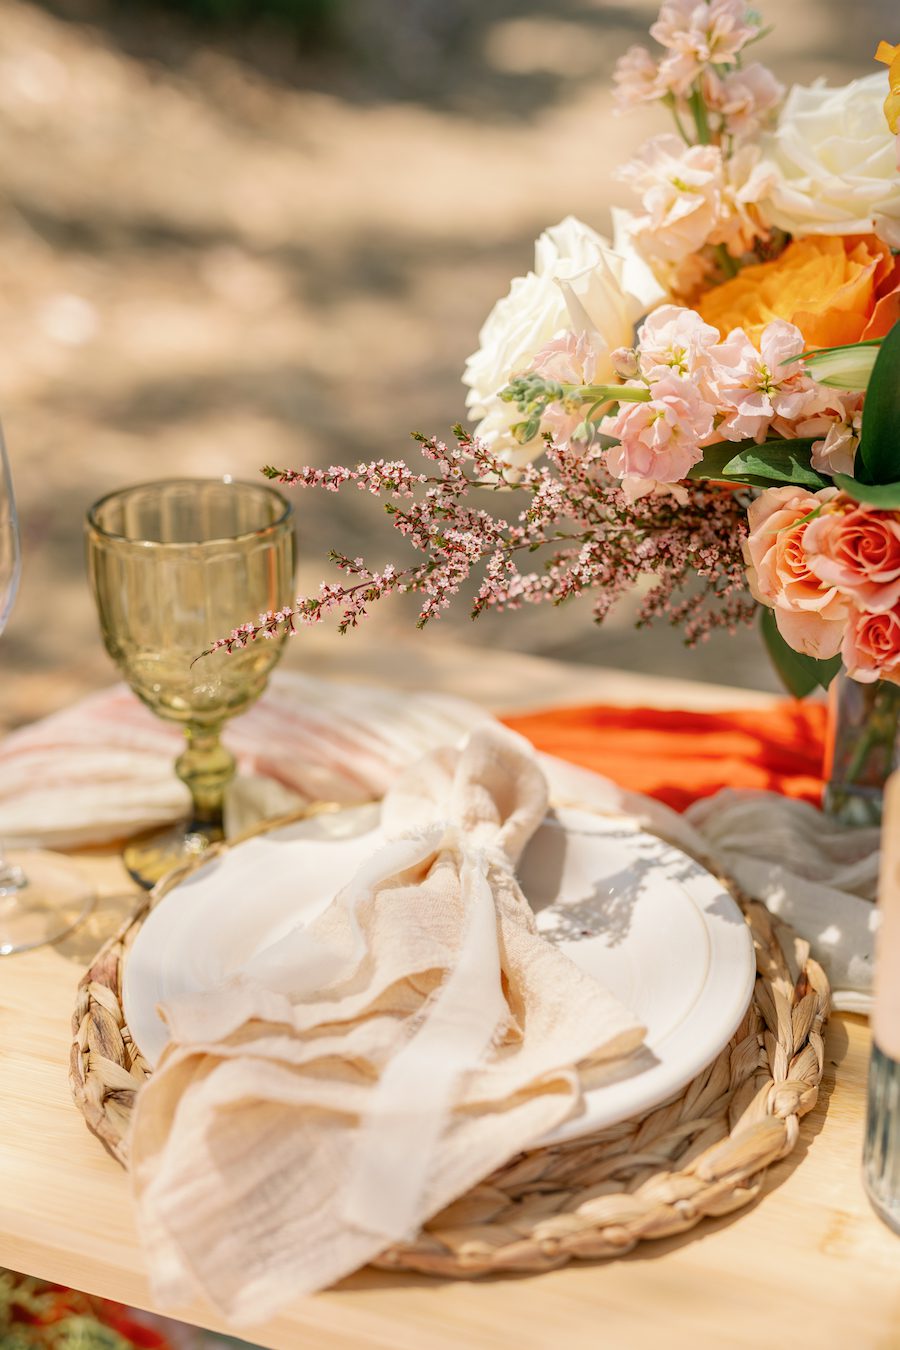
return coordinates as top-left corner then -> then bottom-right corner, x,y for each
462,213 -> 664,465
759,73 -> 900,247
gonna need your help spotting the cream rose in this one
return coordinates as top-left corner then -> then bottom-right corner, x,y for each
759,74 -> 900,248
463,213 -> 664,465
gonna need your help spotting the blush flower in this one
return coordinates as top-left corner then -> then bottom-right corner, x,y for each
809,407 -> 862,477
711,144 -> 777,258
614,45 -> 661,110
709,319 -> 829,442
604,372 -> 715,500
743,485 -> 849,659
843,605 -> 900,684
702,62 -> 784,138
651,0 -> 758,94
632,303 -> 721,405
804,501 -> 900,612
529,331 -> 607,449
618,134 -> 724,264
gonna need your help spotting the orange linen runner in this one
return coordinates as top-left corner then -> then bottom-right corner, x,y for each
501,701 -> 828,813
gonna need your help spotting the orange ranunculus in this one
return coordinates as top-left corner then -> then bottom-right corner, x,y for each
875,40 -> 900,134
697,234 -> 900,348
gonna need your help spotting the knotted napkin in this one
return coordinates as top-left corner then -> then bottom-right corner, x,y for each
0,674 -> 880,1007
129,725 -> 645,1323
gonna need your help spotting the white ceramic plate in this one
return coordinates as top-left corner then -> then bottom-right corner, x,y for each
123,802 -> 754,1146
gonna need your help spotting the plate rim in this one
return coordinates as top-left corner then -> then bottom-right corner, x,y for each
122,799 -> 755,1146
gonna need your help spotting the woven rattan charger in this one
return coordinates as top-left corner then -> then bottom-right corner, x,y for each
70,804 -> 830,1279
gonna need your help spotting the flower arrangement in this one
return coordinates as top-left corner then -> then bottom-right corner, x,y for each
211,4 -> 900,700
0,1269 -> 176,1350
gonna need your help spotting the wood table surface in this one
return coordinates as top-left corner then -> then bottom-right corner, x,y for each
1,649 -> 898,1350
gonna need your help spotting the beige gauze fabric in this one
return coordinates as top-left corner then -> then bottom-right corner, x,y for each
129,725 -> 646,1324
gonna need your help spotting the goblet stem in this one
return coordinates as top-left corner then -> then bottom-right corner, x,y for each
176,723 -> 236,838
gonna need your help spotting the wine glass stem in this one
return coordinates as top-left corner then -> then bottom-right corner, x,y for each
176,723 -> 236,837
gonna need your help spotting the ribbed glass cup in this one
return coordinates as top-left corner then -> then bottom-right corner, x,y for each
86,478 -> 295,886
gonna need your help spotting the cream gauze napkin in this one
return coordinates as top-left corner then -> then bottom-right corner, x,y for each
0,673 -> 878,1007
129,725 -> 645,1323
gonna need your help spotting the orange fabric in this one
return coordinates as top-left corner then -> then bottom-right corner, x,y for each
501,701 -> 828,813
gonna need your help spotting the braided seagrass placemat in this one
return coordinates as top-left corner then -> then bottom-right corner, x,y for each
70,811 -> 830,1278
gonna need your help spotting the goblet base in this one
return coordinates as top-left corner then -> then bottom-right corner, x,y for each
0,850 -> 95,956
125,821 -> 225,890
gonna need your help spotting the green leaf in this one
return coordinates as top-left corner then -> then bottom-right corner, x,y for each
857,319 -> 900,485
760,607 -> 841,698
687,441 -> 745,481
690,439 -> 827,489
722,440 -> 828,490
832,474 -> 900,507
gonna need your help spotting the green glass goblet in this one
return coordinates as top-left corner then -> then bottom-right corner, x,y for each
86,478 -> 296,888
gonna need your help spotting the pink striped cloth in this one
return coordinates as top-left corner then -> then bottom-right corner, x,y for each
0,673 -> 488,849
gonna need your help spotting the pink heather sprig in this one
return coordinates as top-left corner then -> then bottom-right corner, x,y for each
203,427 -> 756,657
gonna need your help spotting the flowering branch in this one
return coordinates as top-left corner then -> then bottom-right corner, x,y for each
202,428 -> 756,658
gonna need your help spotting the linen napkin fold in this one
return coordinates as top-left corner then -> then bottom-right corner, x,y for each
1,674 -> 879,1006
129,725 -> 645,1324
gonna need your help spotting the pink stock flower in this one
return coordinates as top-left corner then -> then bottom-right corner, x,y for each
613,45 -> 662,110
709,320 -> 829,442
711,144 -> 776,258
634,303 -> 720,394
842,605 -> 900,684
618,135 -> 723,264
604,372 -> 715,500
530,331 -> 605,448
702,63 -> 784,138
743,485 -> 849,660
651,0 -> 759,95
804,501 -> 900,613
809,408 -> 862,477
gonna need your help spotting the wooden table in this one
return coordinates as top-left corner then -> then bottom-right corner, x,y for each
2,648 -> 898,1350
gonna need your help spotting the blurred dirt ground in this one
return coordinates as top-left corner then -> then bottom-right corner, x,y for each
0,0 -> 895,728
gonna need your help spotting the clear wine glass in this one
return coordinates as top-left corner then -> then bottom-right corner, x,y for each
0,426 -> 95,956
85,478 -> 296,888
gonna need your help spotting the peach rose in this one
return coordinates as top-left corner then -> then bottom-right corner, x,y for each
743,485 -> 849,658
804,501 -> 900,613
842,605 -> 900,684
698,234 -> 900,348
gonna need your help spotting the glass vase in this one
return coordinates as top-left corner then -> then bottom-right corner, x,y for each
823,672 -> 900,827
864,1041 -> 900,1234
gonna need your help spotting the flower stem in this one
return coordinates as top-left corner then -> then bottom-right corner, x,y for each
570,383 -> 650,404
689,86 -> 711,145
670,102 -> 693,145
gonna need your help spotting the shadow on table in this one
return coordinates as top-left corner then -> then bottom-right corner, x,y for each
53,887 -> 142,967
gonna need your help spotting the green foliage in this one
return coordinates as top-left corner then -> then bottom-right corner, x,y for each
718,440 -> 829,489
856,319 -> 900,486
832,474 -> 900,507
690,438 -> 828,490
760,607 -> 841,698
